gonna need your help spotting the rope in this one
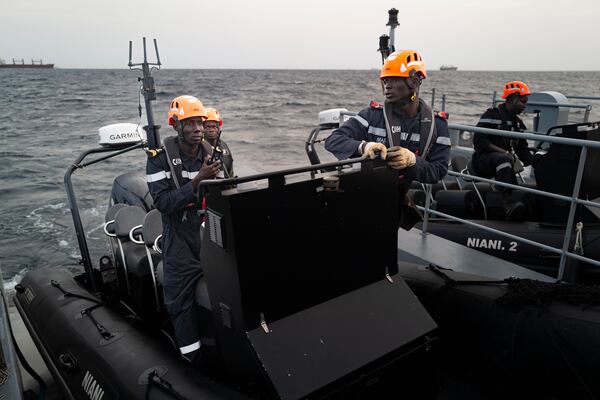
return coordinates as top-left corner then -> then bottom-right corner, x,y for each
573,222 -> 584,255
425,264 -> 600,309
144,370 -> 189,400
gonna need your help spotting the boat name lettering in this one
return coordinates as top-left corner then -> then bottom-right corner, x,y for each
82,371 -> 105,400
466,238 -> 518,252
109,132 -> 140,140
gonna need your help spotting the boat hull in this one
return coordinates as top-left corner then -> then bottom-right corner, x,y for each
419,219 -> 600,282
14,268 -> 248,400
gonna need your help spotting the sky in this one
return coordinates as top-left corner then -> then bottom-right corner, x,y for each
1,0 -> 599,70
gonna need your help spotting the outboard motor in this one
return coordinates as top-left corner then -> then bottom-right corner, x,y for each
110,172 -> 154,211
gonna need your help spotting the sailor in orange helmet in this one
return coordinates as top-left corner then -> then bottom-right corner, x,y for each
146,95 -> 220,366
325,49 -> 451,229
472,81 -> 534,221
202,107 -> 234,178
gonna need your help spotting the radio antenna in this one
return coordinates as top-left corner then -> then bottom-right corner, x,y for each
129,37 -> 162,150
378,8 -> 399,64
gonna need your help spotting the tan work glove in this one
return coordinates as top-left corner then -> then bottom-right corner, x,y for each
363,142 -> 387,160
387,146 -> 416,170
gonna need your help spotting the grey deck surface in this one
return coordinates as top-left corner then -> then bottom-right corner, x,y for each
398,228 -> 555,282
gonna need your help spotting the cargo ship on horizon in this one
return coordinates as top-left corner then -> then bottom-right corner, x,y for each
0,58 -> 54,69
439,64 -> 458,71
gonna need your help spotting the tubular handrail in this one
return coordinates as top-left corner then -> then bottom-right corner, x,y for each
420,123 -> 600,281
447,170 -> 600,209
416,207 -> 600,271
448,123 -> 600,147
567,95 -> 600,101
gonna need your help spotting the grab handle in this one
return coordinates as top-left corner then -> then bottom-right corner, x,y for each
58,353 -> 79,373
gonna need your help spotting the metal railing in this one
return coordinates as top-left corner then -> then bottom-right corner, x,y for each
430,89 -> 599,124
418,123 -> 600,281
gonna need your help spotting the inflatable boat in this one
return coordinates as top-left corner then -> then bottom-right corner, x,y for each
13,39 -> 440,400
10,26 -> 600,400
407,120 -> 600,282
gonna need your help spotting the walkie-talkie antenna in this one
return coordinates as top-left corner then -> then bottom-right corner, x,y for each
129,37 -> 162,150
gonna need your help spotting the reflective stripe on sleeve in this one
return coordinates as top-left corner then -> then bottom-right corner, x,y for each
478,118 -> 502,125
436,136 -> 451,146
146,171 -> 172,182
410,134 -> 420,142
368,126 -> 387,137
496,162 -> 512,172
352,115 -> 369,127
182,171 -> 199,179
180,340 -> 201,355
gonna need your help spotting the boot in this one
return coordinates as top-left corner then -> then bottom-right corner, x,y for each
504,200 -> 527,222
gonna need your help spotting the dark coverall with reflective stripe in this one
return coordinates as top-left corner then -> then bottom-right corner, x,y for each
324,102 -> 451,186
146,144 -> 209,358
473,103 -> 533,186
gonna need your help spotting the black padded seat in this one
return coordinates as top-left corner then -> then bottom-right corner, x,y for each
125,249 -> 154,278
113,206 -> 146,240
119,208 -> 161,278
450,155 -> 469,173
142,209 -> 163,251
105,203 -> 128,222
104,203 -> 128,235
112,206 -> 147,294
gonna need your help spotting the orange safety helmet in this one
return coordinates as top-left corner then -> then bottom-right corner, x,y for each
168,95 -> 207,126
204,108 -> 222,127
380,49 -> 427,80
501,81 -> 531,99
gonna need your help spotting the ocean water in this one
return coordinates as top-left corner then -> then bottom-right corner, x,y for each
1,68 -> 599,284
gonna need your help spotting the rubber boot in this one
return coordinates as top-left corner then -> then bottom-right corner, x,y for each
503,190 -> 526,222
504,201 -> 526,221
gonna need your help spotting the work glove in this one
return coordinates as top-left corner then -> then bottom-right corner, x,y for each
387,146 -> 416,170
362,142 -> 387,160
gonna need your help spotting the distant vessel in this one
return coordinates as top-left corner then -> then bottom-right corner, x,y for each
0,58 -> 54,69
439,64 -> 458,71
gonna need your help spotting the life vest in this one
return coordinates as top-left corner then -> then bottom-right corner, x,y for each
382,98 -> 438,158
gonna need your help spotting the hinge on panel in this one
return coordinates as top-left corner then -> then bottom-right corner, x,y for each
385,267 -> 394,283
260,312 -> 270,334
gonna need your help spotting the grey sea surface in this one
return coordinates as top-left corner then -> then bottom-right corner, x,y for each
1,68 -> 599,283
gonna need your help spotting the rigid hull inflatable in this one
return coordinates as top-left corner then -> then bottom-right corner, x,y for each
413,121 -> 600,282
15,155 -> 440,400
15,269 -> 248,400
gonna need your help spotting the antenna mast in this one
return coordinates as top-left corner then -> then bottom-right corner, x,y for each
378,8 -> 399,64
128,37 -> 162,150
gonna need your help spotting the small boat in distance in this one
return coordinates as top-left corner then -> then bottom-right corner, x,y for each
440,64 -> 458,71
0,58 -> 54,69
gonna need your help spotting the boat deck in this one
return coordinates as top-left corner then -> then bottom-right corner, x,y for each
398,228 -> 555,282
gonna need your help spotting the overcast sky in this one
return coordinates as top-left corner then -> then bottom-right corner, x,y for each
2,0 -> 599,70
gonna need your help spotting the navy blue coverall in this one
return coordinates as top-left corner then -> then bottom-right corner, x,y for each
473,103 -> 534,185
146,142 -> 209,358
325,101 -> 451,186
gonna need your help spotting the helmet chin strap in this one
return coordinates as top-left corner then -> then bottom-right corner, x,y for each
178,122 -> 185,141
